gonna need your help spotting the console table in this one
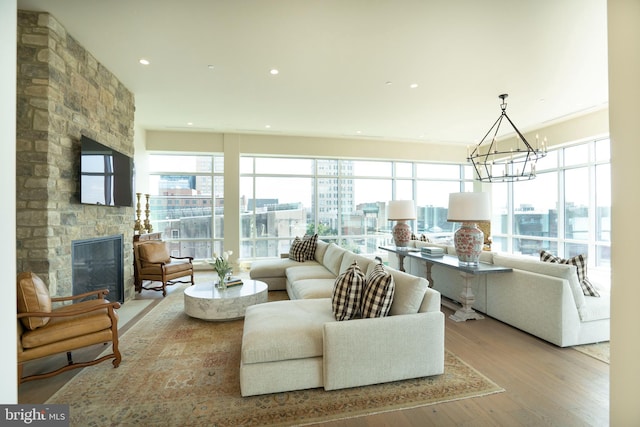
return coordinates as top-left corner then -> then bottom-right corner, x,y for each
380,246 -> 512,322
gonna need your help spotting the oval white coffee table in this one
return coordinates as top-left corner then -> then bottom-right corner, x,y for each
184,280 -> 268,321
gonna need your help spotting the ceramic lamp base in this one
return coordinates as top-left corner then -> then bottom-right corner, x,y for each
454,222 -> 484,265
392,220 -> 412,248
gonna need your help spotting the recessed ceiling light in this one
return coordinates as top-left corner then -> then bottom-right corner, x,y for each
356,130 -> 362,134
410,83 -> 418,89
139,58 -> 150,65
265,124 -> 271,129
269,69 -> 279,75
207,65 -> 215,70
187,122 -> 194,126
385,81 -> 393,85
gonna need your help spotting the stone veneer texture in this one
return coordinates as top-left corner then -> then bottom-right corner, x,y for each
16,10 -> 136,300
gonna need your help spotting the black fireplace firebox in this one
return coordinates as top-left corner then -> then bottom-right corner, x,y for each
72,235 -> 124,303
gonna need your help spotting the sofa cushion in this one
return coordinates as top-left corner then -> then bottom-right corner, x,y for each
332,261 -> 365,321
286,264 -> 335,283
17,272 -> 52,330
581,291 -> 610,321
289,278 -> 335,299
242,299 -> 335,364
138,241 -> 170,264
361,263 -> 395,318
323,244 -> 346,276
289,237 -> 308,262
314,240 -> 330,263
339,252 -> 376,275
540,251 -> 600,297
250,258 -> 319,279
388,269 -> 428,315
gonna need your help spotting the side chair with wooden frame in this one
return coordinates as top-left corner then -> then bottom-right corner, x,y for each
17,272 -> 121,384
133,240 -> 194,296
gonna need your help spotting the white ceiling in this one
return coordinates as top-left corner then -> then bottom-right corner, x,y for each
17,0 -> 609,144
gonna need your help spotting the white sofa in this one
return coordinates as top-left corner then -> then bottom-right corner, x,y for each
394,241 -> 610,347
241,240 -> 445,397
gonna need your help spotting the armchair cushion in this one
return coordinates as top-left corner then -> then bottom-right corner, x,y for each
17,272 -> 51,330
138,241 -> 170,264
139,257 -> 192,276
21,299 -> 115,349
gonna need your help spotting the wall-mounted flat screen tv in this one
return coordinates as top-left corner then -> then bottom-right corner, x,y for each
80,135 -> 134,207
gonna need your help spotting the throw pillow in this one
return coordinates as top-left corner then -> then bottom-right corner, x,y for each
362,262 -> 395,318
289,237 -> 307,262
332,261 -> 365,321
17,272 -> 52,330
303,233 -> 318,260
540,250 -> 600,297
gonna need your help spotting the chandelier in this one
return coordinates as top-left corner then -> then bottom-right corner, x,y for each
468,94 -> 547,182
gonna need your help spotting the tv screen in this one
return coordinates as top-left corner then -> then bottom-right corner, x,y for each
80,135 -> 134,207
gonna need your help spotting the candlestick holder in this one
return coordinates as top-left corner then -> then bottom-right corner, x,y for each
134,192 -> 144,234
143,193 -> 153,233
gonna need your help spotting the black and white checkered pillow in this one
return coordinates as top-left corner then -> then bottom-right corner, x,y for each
540,250 -> 600,297
302,234 -> 318,260
332,261 -> 365,321
362,262 -> 395,318
289,237 -> 307,262
289,234 -> 318,262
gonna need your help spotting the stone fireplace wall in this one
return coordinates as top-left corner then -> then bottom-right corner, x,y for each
16,10 -> 136,301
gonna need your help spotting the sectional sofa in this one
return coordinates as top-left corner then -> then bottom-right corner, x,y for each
242,240 -> 445,397
393,241 -> 610,347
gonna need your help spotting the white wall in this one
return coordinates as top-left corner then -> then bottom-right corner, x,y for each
2,0 -> 18,404
608,0 -> 640,424
133,124 -> 149,194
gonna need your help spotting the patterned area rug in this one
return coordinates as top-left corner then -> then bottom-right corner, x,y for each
573,342 -> 610,364
47,285 -> 503,426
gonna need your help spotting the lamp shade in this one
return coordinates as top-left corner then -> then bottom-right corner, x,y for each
388,200 -> 416,220
447,192 -> 491,222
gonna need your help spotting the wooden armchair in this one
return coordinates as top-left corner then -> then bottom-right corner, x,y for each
17,272 -> 121,384
134,240 -> 194,296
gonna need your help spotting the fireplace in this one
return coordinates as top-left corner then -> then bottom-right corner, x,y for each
72,235 -> 124,303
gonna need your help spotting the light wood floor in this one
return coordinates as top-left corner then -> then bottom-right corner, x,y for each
19,284 -> 609,427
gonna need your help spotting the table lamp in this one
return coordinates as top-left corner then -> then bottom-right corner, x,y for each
447,192 -> 491,265
388,200 -> 416,248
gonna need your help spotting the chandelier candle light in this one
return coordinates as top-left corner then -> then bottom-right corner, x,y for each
468,94 -> 547,182
388,200 -> 416,248
447,192 -> 491,265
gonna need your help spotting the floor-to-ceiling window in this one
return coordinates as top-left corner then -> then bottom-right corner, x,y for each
491,138 -> 611,271
149,153 -> 468,262
147,154 -> 225,259
240,156 -> 470,259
